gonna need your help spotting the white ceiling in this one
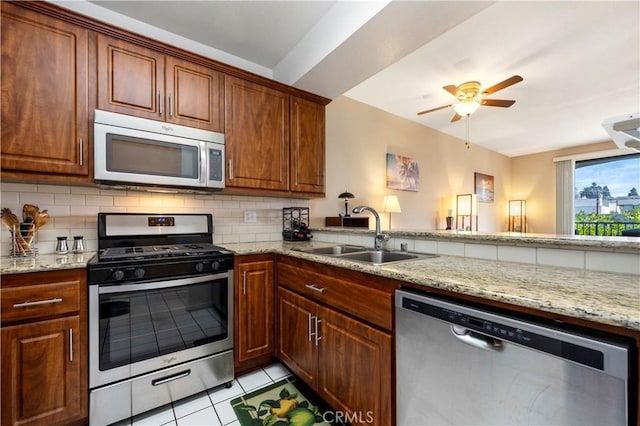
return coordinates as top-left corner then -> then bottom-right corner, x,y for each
58,1 -> 639,157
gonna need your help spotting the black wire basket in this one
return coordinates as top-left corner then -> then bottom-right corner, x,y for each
282,207 -> 312,241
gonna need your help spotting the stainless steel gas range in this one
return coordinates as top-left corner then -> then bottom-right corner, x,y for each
87,213 -> 234,426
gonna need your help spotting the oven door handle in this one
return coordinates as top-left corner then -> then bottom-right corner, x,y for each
97,272 -> 229,294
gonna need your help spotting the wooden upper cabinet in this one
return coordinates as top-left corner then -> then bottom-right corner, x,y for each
98,34 -> 164,120
290,97 -> 325,194
225,76 -> 290,191
166,56 -> 224,131
98,34 -> 223,132
0,2 -> 89,177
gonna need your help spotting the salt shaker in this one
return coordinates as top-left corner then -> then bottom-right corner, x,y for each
72,235 -> 85,253
56,236 -> 69,254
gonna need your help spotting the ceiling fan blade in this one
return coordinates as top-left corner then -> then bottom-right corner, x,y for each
417,104 -> 452,115
481,99 -> 516,108
443,85 -> 458,97
451,113 -> 462,122
481,75 -> 523,96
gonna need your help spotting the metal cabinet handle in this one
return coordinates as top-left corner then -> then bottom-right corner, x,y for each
228,160 -> 233,180
151,369 -> 191,386
169,94 -> 173,117
13,297 -> 62,308
69,328 -> 73,361
315,318 -> 322,346
158,91 -> 163,115
308,313 -> 313,341
305,284 -> 325,294
242,271 -> 247,295
79,138 -> 83,166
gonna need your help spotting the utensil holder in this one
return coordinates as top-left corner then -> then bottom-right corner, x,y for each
10,224 -> 38,257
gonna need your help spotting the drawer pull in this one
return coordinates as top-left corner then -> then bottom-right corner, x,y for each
305,284 -> 325,294
79,138 -> 84,166
152,369 -> 191,386
13,297 -> 63,308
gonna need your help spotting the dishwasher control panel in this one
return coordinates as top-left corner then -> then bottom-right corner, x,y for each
401,294 -> 608,371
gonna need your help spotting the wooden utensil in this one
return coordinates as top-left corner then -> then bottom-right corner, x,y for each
22,204 -> 39,223
26,210 -> 50,245
1,208 -> 30,253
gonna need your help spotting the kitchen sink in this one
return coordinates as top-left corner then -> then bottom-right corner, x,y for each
298,245 -> 436,265
299,245 -> 367,255
338,250 -> 434,265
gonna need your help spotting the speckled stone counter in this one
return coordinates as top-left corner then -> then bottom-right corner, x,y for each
222,241 -> 640,332
1,252 -> 95,275
313,227 -> 640,253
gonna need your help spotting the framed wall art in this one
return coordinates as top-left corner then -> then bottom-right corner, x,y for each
474,172 -> 494,202
387,153 -> 419,191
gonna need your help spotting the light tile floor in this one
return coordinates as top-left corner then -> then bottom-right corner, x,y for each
110,363 -> 292,426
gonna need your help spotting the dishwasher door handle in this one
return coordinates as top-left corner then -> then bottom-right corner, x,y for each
451,325 -> 503,352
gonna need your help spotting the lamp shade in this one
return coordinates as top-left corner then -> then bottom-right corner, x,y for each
453,100 -> 480,117
509,200 -> 526,216
508,200 -> 526,232
382,195 -> 402,213
338,191 -> 355,199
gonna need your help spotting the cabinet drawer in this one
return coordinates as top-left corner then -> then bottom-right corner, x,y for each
277,263 -> 392,330
1,281 -> 80,324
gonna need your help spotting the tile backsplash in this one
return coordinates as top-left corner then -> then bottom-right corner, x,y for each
1,182 -> 308,255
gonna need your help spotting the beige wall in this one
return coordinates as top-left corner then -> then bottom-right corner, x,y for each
510,141 -> 616,234
310,96 -> 512,232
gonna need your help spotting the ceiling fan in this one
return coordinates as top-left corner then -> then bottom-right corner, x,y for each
417,75 -> 523,122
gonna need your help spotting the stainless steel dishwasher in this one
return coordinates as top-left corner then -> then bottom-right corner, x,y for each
395,289 -> 635,426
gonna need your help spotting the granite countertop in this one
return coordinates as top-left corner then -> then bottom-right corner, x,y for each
313,227 -> 640,253
2,241 -> 638,332
222,241 -> 640,332
1,252 -> 96,274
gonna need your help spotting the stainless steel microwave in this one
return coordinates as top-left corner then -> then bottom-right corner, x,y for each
94,110 -> 225,191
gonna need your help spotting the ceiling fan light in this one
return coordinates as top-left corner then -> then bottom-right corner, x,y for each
453,100 -> 480,116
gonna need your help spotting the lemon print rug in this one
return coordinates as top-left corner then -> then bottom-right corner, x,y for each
231,377 -> 338,426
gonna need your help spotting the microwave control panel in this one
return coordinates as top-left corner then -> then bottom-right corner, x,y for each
209,148 -> 223,182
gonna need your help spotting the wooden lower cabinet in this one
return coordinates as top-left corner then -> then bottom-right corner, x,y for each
0,269 -> 87,426
277,287 -> 392,426
235,255 -> 276,372
1,316 -> 82,426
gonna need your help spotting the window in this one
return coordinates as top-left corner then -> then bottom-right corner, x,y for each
555,150 -> 640,235
574,153 -> 640,235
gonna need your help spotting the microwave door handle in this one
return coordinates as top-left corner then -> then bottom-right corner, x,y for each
200,143 -> 208,186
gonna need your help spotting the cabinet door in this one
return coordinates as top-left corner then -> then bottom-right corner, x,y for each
225,76 -> 289,191
290,97 -> 325,194
1,316 -> 82,426
277,287 -> 317,387
236,258 -> 275,365
317,305 -> 392,426
1,3 -> 89,176
166,56 -> 224,132
98,34 -> 165,120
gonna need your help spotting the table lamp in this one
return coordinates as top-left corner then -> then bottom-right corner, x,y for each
338,191 -> 355,216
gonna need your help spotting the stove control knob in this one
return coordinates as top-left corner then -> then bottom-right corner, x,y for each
134,268 -> 146,279
112,269 -> 125,281
195,262 -> 205,273
211,260 -> 221,271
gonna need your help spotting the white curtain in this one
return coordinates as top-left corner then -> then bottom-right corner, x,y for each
555,159 -> 575,234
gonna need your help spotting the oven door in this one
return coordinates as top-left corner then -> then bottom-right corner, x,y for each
89,273 -> 233,389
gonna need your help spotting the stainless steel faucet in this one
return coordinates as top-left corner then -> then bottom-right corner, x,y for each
352,205 -> 390,249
